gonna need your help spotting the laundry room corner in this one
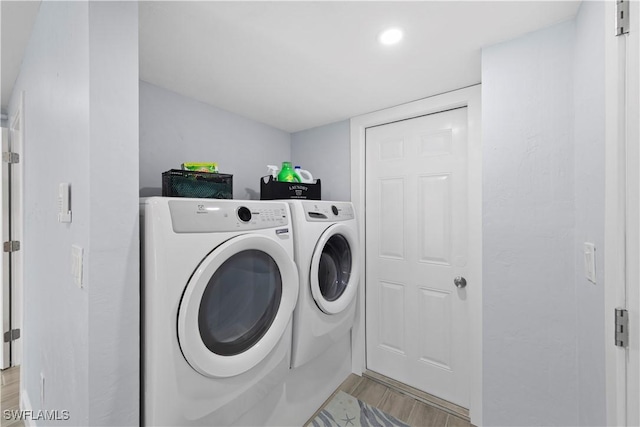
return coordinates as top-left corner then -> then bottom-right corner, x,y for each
138,81 -> 291,200
291,120 -> 351,202
4,2 -> 629,427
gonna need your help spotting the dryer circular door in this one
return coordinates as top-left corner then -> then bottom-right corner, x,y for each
177,234 -> 298,378
309,223 -> 360,314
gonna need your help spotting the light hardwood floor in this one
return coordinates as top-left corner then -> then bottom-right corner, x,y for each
1,366 -> 23,427
307,374 -> 473,427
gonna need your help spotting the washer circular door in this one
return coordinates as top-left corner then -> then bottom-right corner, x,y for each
178,234 -> 298,378
310,223 -> 359,314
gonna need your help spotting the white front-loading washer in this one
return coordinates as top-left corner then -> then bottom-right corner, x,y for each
286,200 -> 360,368
140,197 -> 299,426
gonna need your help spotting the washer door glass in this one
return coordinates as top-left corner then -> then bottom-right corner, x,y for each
198,250 -> 282,356
318,235 -> 351,302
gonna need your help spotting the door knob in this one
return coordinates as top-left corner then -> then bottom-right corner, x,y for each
454,276 -> 467,288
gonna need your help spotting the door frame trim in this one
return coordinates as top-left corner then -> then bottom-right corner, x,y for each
604,0 -> 640,424
1,127 -> 10,370
350,85 -> 482,425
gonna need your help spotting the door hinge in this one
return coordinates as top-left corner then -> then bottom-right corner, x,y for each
3,241 -> 20,252
617,0 -> 630,36
3,329 -> 20,343
2,151 -> 19,164
615,308 -> 629,347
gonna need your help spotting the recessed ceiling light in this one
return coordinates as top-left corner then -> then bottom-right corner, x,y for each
378,28 -> 403,46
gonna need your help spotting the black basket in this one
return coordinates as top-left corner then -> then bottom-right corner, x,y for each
260,175 -> 321,200
162,169 -> 233,199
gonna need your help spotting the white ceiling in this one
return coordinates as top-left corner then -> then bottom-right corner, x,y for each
1,0 -> 40,115
2,1 -> 581,132
139,1 -> 580,132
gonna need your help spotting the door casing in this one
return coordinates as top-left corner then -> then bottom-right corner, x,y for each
350,85 -> 482,425
1,127 -> 10,370
10,93 -> 24,370
604,1 -> 640,425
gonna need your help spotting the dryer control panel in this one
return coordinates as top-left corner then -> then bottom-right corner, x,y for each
168,200 -> 289,233
302,201 -> 354,222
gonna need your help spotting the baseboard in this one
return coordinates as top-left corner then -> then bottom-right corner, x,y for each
21,387 -> 35,427
363,370 -> 470,421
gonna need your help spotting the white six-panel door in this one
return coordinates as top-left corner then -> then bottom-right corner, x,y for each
365,108 -> 469,407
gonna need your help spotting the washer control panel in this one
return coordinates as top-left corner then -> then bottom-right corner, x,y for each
302,201 -> 354,222
169,200 -> 288,233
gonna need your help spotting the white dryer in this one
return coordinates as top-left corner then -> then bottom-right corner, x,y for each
141,197 -> 299,426
287,200 -> 360,368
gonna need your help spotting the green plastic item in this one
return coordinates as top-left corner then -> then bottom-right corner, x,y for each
277,161 -> 301,183
181,162 -> 218,173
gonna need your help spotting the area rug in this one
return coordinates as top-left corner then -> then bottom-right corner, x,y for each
307,390 -> 410,427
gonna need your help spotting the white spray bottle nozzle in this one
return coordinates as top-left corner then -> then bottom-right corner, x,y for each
267,165 -> 279,179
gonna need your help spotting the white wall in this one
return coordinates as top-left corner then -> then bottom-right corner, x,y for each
573,2 -> 606,424
87,2 -> 139,425
482,21 -> 578,426
10,3 -> 91,422
8,2 -> 139,425
291,120 -> 351,201
139,81 -> 291,200
482,4 -> 606,424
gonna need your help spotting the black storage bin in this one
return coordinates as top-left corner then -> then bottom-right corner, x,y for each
162,169 -> 233,199
260,175 -> 321,200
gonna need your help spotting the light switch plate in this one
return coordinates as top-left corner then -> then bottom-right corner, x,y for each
71,245 -> 83,288
584,242 -> 596,284
58,183 -> 72,223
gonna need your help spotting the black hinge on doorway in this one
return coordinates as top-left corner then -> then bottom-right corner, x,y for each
615,308 -> 629,347
3,329 -> 20,343
617,0 -> 630,36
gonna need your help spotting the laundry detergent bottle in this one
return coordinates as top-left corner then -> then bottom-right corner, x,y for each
294,166 -> 314,183
277,161 -> 301,182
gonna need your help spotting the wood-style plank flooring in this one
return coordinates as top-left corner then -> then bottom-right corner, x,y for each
1,366 -> 23,427
308,374 -> 473,427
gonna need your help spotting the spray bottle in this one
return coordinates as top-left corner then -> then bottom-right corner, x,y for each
267,165 -> 280,181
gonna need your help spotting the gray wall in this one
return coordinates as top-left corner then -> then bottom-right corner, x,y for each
482,21 -> 578,426
139,81 -> 291,200
87,2 -> 140,425
291,120 -> 351,201
9,2 -> 139,425
573,1 -> 606,424
482,5 -> 606,425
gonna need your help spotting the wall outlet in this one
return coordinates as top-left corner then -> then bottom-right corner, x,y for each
40,372 -> 45,407
71,245 -> 83,288
584,242 -> 596,284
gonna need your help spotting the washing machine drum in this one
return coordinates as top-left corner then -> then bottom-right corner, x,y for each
310,223 -> 360,315
177,234 -> 298,378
